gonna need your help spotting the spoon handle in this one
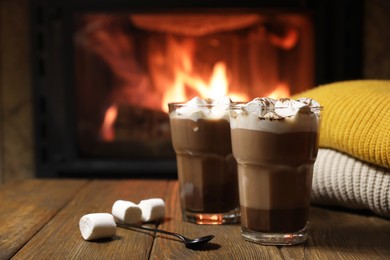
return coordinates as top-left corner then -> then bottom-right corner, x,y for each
116,222 -> 185,241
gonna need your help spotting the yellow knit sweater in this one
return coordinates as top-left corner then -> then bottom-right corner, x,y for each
292,80 -> 390,168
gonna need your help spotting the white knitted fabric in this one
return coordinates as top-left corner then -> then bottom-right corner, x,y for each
312,148 -> 390,218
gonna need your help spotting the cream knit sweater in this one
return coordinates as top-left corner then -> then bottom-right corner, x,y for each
313,148 -> 390,218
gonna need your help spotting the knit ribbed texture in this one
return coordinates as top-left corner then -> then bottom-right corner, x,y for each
313,148 -> 390,218
292,80 -> 390,168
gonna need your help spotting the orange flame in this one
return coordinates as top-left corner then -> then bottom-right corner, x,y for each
96,31 -> 291,141
265,83 -> 290,99
100,104 -> 118,141
77,15 -> 314,142
161,61 -> 249,112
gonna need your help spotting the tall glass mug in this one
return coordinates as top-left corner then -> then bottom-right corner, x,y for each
229,97 -> 322,245
168,97 -> 239,224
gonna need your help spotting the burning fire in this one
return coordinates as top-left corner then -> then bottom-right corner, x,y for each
99,57 -> 290,141
266,83 -> 290,99
78,17 -> 293,141
100,69 -> 289,141
100,104 -> 118,142
161,61 -> 249,113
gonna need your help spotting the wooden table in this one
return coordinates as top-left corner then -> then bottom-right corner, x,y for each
1,179 -> 389,259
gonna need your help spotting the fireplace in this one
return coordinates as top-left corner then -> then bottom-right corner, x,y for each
32,0 -> 363,178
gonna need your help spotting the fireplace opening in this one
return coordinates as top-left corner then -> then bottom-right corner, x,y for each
74,12 -> 314,162
32,1 -> 362,178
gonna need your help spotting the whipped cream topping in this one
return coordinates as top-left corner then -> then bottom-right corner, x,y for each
230,97 -> 321,133
169,96 -> 232,121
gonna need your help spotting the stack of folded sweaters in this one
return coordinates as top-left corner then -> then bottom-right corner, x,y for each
293,80 -> 390,218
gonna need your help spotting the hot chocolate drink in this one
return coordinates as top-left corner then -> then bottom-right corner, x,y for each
229,97 -> 321,244
169,97 -> 239,224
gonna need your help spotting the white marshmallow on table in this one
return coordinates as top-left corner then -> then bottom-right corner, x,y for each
79,213 -> 116,241
138,198 -> 165,222
111,200 -> 142,224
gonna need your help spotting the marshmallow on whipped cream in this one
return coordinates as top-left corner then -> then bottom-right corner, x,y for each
170,96 -> 232,121
111,200 -> 142,224
230,97 -> 321,133
138,198 -> 166,222
79,213 -> 116,241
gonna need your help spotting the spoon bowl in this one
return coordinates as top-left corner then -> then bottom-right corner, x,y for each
182,235 -> 215,247
116,222 -> 215,247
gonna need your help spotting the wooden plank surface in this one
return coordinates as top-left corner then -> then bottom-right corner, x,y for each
2,179 -> 389,259
304,207 -> 390,259
12,179 -> 171,260
151,182 -> 390,259
150,181 -> 286,259
0,179 -> 87,259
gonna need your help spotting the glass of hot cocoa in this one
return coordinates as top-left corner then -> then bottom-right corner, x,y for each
168,97 -> 240,224
229,97 -> 322,245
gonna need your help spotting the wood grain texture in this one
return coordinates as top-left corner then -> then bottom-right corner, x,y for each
0,179 -> 87,259
304,207 -> 390,259
150,182 -> 284,259
2,179 -> 389,259
12,179 -> 171,260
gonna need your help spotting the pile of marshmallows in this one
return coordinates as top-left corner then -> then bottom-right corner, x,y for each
79,198 -> 165,241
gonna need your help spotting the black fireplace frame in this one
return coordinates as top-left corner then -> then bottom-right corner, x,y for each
31,0 -> 363,179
